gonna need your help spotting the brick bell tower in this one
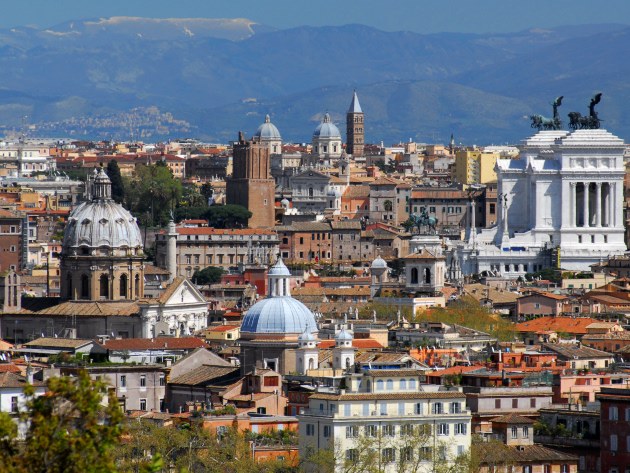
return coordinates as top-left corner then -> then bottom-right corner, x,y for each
346,90 -> 364,157
226,131 -> 275,228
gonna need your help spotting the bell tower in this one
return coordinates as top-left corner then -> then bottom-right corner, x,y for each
346,91 -> 364,157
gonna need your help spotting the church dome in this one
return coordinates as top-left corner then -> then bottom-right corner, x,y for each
62,168 -> 143,255
335,328 -> 353,341
313,113 -> 341,139
254,114 -> 282,140
241,297 -> 318,334
268,257 -> 291,276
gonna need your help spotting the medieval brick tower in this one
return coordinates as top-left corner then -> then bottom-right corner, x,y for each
227,132 -> 275,228
346,91 -> 364,157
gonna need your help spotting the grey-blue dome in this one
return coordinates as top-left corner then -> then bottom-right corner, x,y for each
255,115 -> 281,140
313,113 -> 341,139
241,297 -> 318,334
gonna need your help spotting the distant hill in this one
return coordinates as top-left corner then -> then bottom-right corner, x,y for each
0,18 -> 628,143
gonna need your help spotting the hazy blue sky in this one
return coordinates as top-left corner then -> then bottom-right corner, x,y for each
6,0 -> 630,33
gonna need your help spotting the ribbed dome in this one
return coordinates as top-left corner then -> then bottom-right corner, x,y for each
336,328 -> 353,341
241,297 -> 318,334
298,329 -> 317,342
313,113 -> 341,139
268,257 -> 291,276
254,114 -> 282,140
63,168 -> 143,254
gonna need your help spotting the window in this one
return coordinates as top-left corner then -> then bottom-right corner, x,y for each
120,375 -> 127,388
409,379 -> 417,390
419,447 -> 432,461
437,423 -> 449,436
432,402 -> 443,414
386,379 -> 393,390
159,398 -> 165,412
611,434 -> 618,451
415,403 -> 422,415
512,399 -> 518,409
346,449 -> 358,462
610,406 -> 619,420
523,467 -> 532,473
11,396 -> 18,413
140,399 -> 147,411
383,425 -> 395,437
530,398 -> 536,408
323,426 -> 331,438
401,446 -> 413,462
346,426 -> 358,438
451,402 -> 461,414
544,466 -> 551,473
523,426 -> 529,438
159,375 -> 165,387
455,423 -> 467,435
401,424 -> 414,436
306,424 -> 315,436
365,425 -> 378,437
383,448 -> 396,463
560,465 -> 569,473
511,426 -> 518,439
140,375 -> 146,388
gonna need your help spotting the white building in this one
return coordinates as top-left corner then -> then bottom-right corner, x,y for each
312,113 -> 342,162
0,142 -> 56,177
450,129 -> 627,278
299,374 -> 471,473
254,114 -> 282,155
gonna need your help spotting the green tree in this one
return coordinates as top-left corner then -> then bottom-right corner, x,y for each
124,163 -> 182,227
180,184 -> 207,208
192,266 -> 224,285
204,204 -> 252,229
0,370 -> 124,473
174,206 -> 208,222
107,160 -> 125,203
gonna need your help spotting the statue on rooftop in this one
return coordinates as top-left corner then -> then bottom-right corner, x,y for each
568,93 -> 602,130
530,96 -> 564,131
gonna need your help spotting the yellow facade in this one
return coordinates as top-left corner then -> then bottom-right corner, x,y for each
454,150 -> 499,185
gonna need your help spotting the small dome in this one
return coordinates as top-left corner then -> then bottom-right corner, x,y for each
371,256 -> 388,269
254,114 -> 281,140
268,257 -> 291,276
298,329 -> 316,342
336,328 -> 353,341
241,297 -> 318,334
313,113 -> 341,139
281,198 -> 290,209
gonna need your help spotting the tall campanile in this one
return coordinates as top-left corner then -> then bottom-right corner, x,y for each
226,132 -> 275,228
346,90 -> 364,157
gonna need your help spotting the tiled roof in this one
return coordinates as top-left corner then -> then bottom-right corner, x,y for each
519,292 -> 567,301
330,220 -> 363,230
174,227 -> 277,236
168,365 -> 240,386
0,372 -> 45,388
541,343 -> 613,360
364,369 -> 426,377
24,337 -> 94,349
292,287 -> 371,297
290,221 -> 332,232
342,185 -> 370,199
144,264 -> 171,275
102,337 -> 207,351
18,300 -> 141,317
317,339 -> 383,349
206,325 -> 240,333
476,443 -> 577,464
157,277 -> 186,304
515,317 -> 599,335
490,413 -> 535,424
411,188 -> 467,199
0,364 -> 21,373
369,177 -> 399,186
308,391 -> 465,401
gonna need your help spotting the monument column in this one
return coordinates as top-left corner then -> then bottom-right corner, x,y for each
569,182 -> 576,227
582,182 -> 589,227
595,182 -> 602,227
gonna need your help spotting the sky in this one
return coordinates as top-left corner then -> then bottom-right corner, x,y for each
5,0 -> 630,33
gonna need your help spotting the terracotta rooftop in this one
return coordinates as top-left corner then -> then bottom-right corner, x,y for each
342,185 -> 370,199
168,365 -> 240,386
173,227 -> 277,235
318,339 -> 383,349
490,413 -> 535,424
206,325 -> 240,333
24,337 -> 94,349
515,317 -> 599,335
475,443 -> 577,464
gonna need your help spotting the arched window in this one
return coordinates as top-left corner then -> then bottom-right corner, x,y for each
67,273 -> 73,299
308,358 -> 314,370
119,274 -> 128,298
308,187 -> 314,197
345,357 -> 351,369
376,379 -> 384,391
411,267 -> 418,284
400,379 -> 407,390
99,274 -> 109,299
386,379 -> 394,390
81,274 -> 89,299
424,268 -> 431,284
409,378 -> 417,390
135,274 -> 140,297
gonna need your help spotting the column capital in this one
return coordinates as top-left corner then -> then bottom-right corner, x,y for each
569,182 -> 577,188
596,181 -> 602,188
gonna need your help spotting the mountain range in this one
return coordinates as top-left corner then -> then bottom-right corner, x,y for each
0,17 -> 629,144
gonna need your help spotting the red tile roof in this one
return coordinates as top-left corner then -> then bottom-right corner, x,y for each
318,339 -> 383,349
207,325 -> 240,333
175,227 -> 276,236
515,316 -> 599,335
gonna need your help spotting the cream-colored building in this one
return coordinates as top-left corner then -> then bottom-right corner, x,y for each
299,374 -> 471,473
453,149 -> 499,185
